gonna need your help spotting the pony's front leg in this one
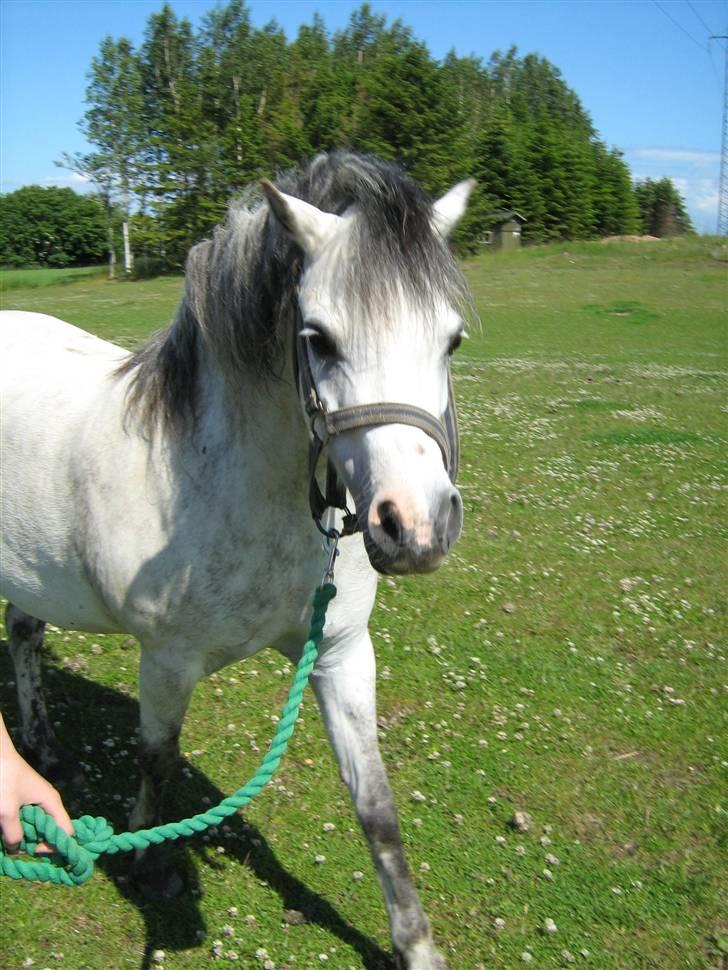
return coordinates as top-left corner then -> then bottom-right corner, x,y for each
311,632 -> 450,970
129,646 -> 201,897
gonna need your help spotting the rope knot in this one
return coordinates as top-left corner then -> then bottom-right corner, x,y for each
0,806 -> 116,886
71,814 -> 116,857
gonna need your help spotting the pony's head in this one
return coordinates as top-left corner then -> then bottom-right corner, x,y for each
121,153 -> 474,575
263,156 -> 474,575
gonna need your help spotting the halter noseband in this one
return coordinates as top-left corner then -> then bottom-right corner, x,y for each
295,317 -> 460,538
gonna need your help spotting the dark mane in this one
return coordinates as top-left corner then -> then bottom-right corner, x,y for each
118,151 -> 468,432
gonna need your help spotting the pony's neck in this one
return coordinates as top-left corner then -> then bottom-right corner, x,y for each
195,342 -> 310,497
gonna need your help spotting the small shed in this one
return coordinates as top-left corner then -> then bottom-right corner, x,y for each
480,210 -> 526,251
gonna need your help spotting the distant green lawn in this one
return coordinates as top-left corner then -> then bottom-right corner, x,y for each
2,238 -> 726,969
0,264 -> 107,292
1,269 -> 184,347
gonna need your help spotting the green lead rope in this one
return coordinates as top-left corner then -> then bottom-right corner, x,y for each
0,582 -> 337,887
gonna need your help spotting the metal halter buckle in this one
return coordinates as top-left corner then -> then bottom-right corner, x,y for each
321,530 -> 340,586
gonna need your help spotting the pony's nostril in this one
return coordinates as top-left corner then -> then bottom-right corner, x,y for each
378,500 -> 403,544
445,489 -> 463,549
441,488 -> 463,550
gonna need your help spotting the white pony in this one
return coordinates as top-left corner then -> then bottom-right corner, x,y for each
1,152 -> 473,970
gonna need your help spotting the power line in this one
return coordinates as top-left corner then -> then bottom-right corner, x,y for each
682,1 -> 725,91
653,0 -> 709,50
685,0 -> 715,36
652,2 -> 725,234
685,0 -> 713,34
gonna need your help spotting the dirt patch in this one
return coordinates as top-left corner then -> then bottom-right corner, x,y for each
601,235 -> 660,243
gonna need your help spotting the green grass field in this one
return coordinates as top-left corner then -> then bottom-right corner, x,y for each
1,238 -> 726,969
0,264 -> 107,292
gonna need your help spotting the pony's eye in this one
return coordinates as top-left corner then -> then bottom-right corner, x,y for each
447,333 -> 463,356
305,328 -> 338,360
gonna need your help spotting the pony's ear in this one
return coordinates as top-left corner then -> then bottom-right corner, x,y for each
261,180 -> 343,255
432,179 -> 477,237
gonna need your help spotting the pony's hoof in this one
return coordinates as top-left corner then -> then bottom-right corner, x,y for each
395,942 -> 451,970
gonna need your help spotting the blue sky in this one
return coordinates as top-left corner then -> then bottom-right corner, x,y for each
1,0 -> 725,233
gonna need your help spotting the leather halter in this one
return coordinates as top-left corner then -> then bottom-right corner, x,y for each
294,317 -> 460,537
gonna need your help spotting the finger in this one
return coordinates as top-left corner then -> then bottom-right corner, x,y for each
37,789 -> 74,838
0,812 -> 24,854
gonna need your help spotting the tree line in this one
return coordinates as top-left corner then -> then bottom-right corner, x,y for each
1,1 -> 694,270
0,186 -> 108,268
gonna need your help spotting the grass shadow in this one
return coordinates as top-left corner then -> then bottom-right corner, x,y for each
580,300 -> 660,324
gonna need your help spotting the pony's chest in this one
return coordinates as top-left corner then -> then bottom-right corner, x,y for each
199,526 -> 322,620
129,514 -> 325,652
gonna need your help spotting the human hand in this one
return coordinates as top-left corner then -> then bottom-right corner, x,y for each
0,714 -> 74,853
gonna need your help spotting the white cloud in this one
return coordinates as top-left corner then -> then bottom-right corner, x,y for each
631,147 -> 720,165
627,145 -> 721,234
670,176 -> 719,229
692,182 -> 719,214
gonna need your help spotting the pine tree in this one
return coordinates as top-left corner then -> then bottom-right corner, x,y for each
290,16 -> 352,154
198,0 -> 265,198
350,31 -> 469,194
138,4 -> 209,262
592,144 -> 640,236
333,3 -> 388,66
635,178 -> 694,236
